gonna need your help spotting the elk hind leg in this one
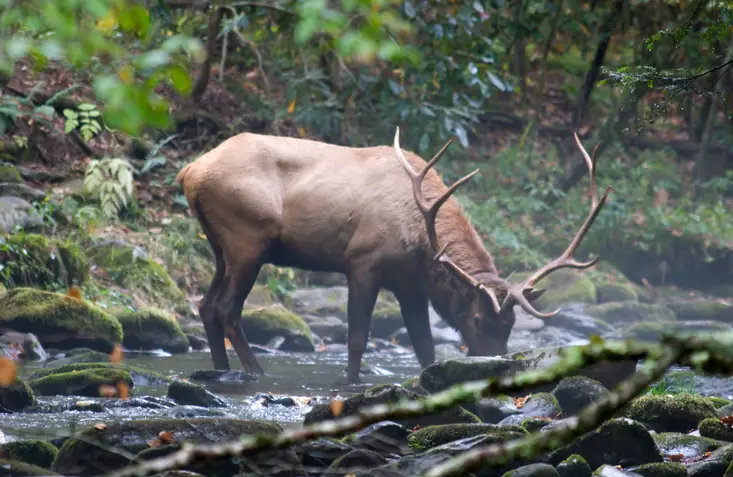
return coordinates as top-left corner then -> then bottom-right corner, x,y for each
345,271 -> 380,384
201,253 -> 229,370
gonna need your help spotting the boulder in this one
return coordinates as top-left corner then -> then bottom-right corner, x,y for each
584,302 -> 675,325
0,377 -> 36,411
29,367 -> 133,397
596,281 -> 639,303
665,299 -> 733,323
653,432 -> 724,459
551,376 -> 610,415
0,440 -> 58,469
0,233 -> 87,287
0,288 -> 122,353
0,459 -> 59,476
29,362 -> 171,387
623,394 -> 718,433
111,308 -> 190,353
241,305 -> 314,352
285,286 -> 397,319
166,380 -> 227,408
370,306 -> 404,339
510,269 -> 597,311
0,331 -> 46,361
699,417 -> 733,442
631,463 -> 687,477
555,454 -> 591,477
408,423 -> 527,451
621,320 -> 733,342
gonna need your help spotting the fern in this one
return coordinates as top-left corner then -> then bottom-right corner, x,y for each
84,158 -> 136,218
64,103 -> 103,141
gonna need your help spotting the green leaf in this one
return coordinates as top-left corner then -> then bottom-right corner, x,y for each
168,64 -> 192,94
487,71 -> 507,91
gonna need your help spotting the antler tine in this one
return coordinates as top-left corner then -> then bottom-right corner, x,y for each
500,133 -> 613,319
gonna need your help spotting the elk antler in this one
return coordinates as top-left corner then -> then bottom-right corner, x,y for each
393,128 -> 504,314
498,133 -> 613,319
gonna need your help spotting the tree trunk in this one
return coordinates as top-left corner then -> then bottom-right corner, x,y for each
191,5 -> 225,103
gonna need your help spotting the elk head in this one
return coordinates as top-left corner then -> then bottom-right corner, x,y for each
393,128 -> 612,357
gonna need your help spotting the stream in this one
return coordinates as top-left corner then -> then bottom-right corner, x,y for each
3,348 -> 423,442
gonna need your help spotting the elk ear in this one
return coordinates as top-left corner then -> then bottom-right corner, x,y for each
524,287 -> 546,302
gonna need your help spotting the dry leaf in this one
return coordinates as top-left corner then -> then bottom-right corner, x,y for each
67,285 -> 83,302
224,338 -> 233,350
158,431 -> 174,444
147,439 -> 162,448
110,344 -> 124,364
513,394 -> 531,409
287,98 -> 296,114
99,384 -> 117,397
704,451 -> 712,458
412,425 -> 421,431
0,357 -> 18,386
667,453 -> 683,462
331,399 -> 345,417
117,382 -> 130,400
720,415 -> 733,426
94,423 -> 108,431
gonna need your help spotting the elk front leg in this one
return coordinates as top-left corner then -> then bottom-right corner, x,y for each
395,291 -> 435,369
345,273 -> 379,384
215,259 -> 265,376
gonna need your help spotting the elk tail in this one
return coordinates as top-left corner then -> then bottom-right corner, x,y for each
175,163 -> 192,186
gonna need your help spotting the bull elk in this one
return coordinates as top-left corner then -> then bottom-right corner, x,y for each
176,128 -> 611,383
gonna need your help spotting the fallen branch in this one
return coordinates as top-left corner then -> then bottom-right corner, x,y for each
105,334 -> 733,477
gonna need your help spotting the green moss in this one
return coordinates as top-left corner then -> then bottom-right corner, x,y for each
653,432 -> 724,455
29,368 -> 133,397
556,454 -> 591,477
624,393 -> 718,432
241,305 -> 313,349
708,397 -> 732,408
596,281 -> 638,303
0,377 -> 37,411
402,376 -> 427,394
624,320 -> 731,342
408,423 -> 528,451
0,458 -> 60,476
370,306 -> 404,338
0,288 -> 122,352
522,418 -> 551,432
0,440 -> 58,468
29,362 -> 171,386
511,269 -> 597,310
111,308 -> 189,353
633,462 -> 687,477
0,233 -> 89,288
0,162 -> 21,182
85,242 -> 184,306
665,299 -> 733,323
699,417 -> 733,442
584,301 -> 676,325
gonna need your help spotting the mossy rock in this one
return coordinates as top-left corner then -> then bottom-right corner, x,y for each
0,440 -> 58,469
622,320 -> 732,342
29,367 -> 133,397
243,284 -> 279,306
402,376 -> 427,395
521,417 -> 552,432
408,423 -> 528,451
284,286 -> 397,320
549,418 -> 662,468
699,417 -> 733,442
556,454 -> 591,477
51,418 -> 301,477
112,308 -> 190,353
0,377 -> 36,411
584,301 -> 675,325
665,299 -> 733,323
708,397 -> 732,408
241,304 -> 314,352
653,432 -> 724,458
167,379 -> 227,408
85,240 -> 184,306
477,394 -> 521,423
552,376 -> 609,416
370,306 -> 404,339
0,233 -> 88,288
596,281 -> 638,303
631,462 -> 687,477
0,288 -> 122,352
623,393 -> 718,433
0,459 -> 59,476
511,269 -> 597,310
45,349 -> 113,366
0,162 -> 21,182
29,362 -> 171,386
303,384 -> 480,429
500,463 -> 559,477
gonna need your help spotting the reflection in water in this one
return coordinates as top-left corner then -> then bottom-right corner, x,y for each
4,349 -> 422,441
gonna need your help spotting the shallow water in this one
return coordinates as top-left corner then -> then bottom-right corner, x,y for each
2,348 -> 421,442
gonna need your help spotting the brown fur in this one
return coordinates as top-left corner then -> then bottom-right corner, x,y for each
177,132 -> 516,382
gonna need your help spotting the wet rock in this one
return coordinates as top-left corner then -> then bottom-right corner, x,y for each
548,306 -> 616,338
0,288 -> 122,353
521,417 -> 552,432
419,346 -> 638,397
0,439 -> 58,468
594,465 -> 643,476
477,395 -> 522,423
596,281 -> 639,304
555,454 -> 591,477
303,384 -> 480,429
189,369 -> 258,383
552,376 -> 610,415
514,392 -> 561,418
653,432 -> 724,459
86,240 -> 184,306
29,367 -> 133,397
402,377 -> 427,395
305,315 -> 348,343
43,348 -> 112,366
687,444 -> 733,477
326,449 -> 388,475
111,308 -> 190,353
0,196 -> 43,233
0,459 -> 59,477
30,362 -> 171,387
584,302 -> 675,325
665,299 -> 733,323
0,377 -> 36,412
407,423 -> 527,451
52,418 -> 302,477
389,325 -> 462,347
345,421 -> 410,456
622,393 -> 718,433
434,343 -> 465,360
285,286 -> 397,320
501,463 -> 559,477
164,405 -> 226,418
167,380 -> 226,408
549,418 -> 662,468
253,393 -> 297,407
241,305 -> 314,352
0,331 -> 46,361
511,269 -> 597,310
0,182 -> 46,201
632,462 -> 687,477
370,307 -> 404,339
294,438 -> 353,470
507,326 -> 589,352
621,320 -> 733,342
699,417 -> 733,442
